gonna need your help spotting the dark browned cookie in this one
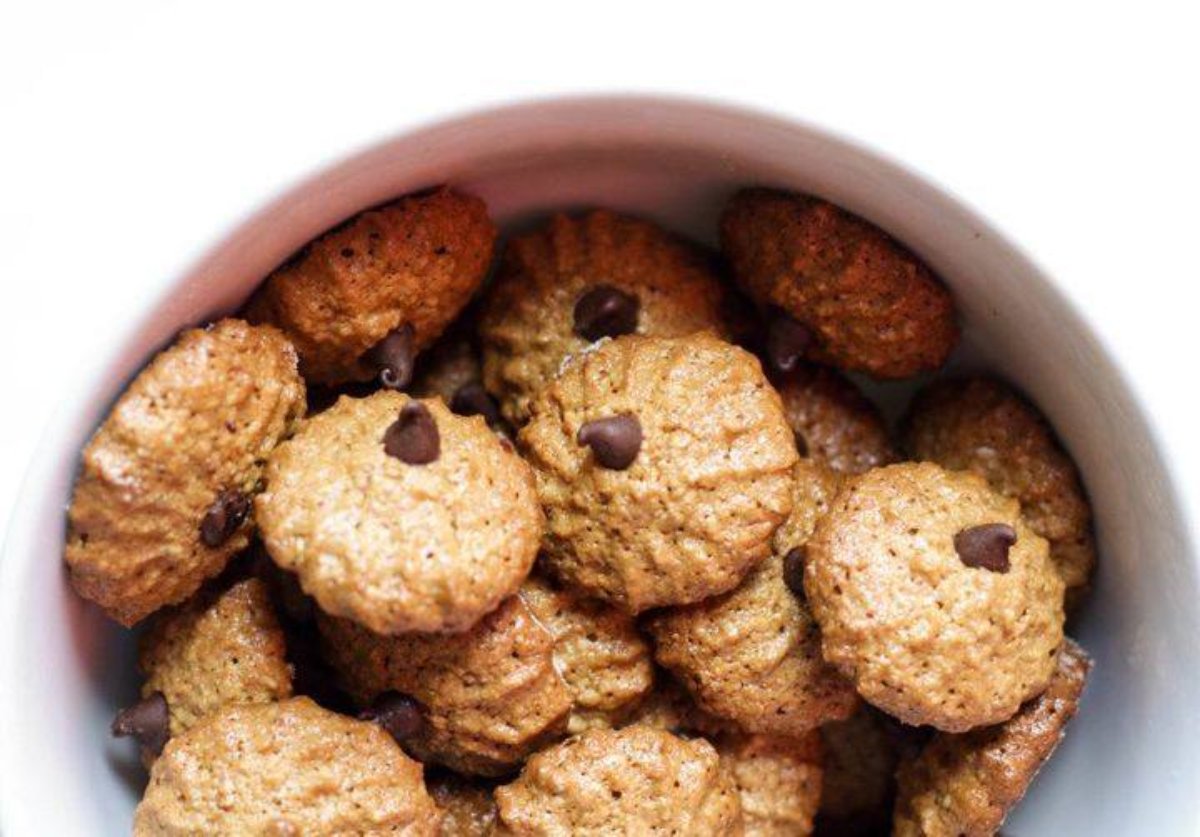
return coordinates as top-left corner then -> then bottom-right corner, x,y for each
892,639 -> 1091,836
904,377 -> 1096,598
720,188 -> 958,379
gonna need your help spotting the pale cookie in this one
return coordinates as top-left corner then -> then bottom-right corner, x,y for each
427,772 -> 498,836
480,210 -> 733,425
318,592 -> 572,777
805,462 -> 1066,732
520,332 -> 797,612
245,187 -> 495,385
893,639 -> 1091,837
65,319 -> 305,626
904,376 -> 1096,597
717,732 -> 824,837
132,697 -> 441,836
257,391 -> 542,635
720,187 -> 958,379
493,726 -> 744,835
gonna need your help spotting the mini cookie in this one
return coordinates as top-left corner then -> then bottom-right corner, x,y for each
65,319 -> 306,626
904,376 -> 1096,596
893,639 -> 1092,836
720,188 -> 958,379
620,674 -> 739,740
520,332 -> 797,612
805,462 -> 1066,732
479,210 -> 732,425
717,732 -> 824,837
411,330 -> 502,428
427,772 -> 498,836
493,726 -> 743,835
318,592 -> 572,776
775,363 -> 895,474
133,697 -> 441,835
256,391 -> 542,634
519,574 -> 654,732
245,188 -> 495,385
136,578 -> 292,740
815,708 -> 902,836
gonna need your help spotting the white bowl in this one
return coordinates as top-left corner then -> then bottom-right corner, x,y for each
2,96 -> 1197,835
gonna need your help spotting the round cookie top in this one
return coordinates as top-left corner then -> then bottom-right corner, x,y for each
720,187 -> 958,379
65,318 -> 306,626
904,376 -> 1096,596
318,591 -> 573,777
479,210 -> 732,425
893,639 -> 1091,836
716,731 -> 824,837
805,462 -> 1066,732
256,390 -> 542,634
493,726 -> 744,835
245,187 -> 495,385
132,697 -> 441,836
520,332 -> 798,613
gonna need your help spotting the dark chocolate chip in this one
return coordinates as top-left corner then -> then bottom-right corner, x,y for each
782,546 -> 808,599
383,402 -> 440,464
364,324 -> 415,390
765,311 -> 814,373
200,489 -> 250,548
577,414 -> 642,470
450,381 -> 501,425
954,523 -> 1017,573
358,691 -> 423,743
573,285 -> 639,342
112,692 -> 170,757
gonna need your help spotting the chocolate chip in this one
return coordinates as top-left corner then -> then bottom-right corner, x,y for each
782,546 -> 808,599
112,692 -> 170,757
765,310 -> 813,373
577,414 -> 642,470
358,692 -> 423,743
450,381 -> 501,425
954,523 -> 1017,573
383,402 -> 440,464
200,489 -> 250,547
573,285 -> 639,342
364,324 -> 415,390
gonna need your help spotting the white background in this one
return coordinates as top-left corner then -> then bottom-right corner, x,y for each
1,1 -> 1198,538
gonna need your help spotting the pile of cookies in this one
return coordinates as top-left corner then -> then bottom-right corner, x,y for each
65,185 -> 1094,835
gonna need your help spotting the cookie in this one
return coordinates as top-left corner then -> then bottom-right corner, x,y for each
411,330 -> 503,428
519,574 -> 654,733
427,772 -> 498,836
479,210 -> 732,425
720,188 -> 958,378
65,319 -> 306,626
132,697 -> 441,835
814,708 -> 902,836
245,188 -> 495,385
520,332 -> 797,612
137,577 -> 292,739
904,376 -> 1096,596
805,462 -> 1066,732
493,726 -> 743,835
256,391 -> 542,635
717,732 -> 824,837
893,639 -> 1092,836
775,363 -> 895,474
619,673 -> 739,740
647,463 -> 858,736
318,592 -> 572,777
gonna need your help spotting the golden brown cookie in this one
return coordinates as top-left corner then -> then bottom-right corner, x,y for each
427,772 -> 498,836
904,376 -> 1096,597
132,697 -> 441,835
893,639 -> 1092,837
245,188 -> 495,385
815,708 -> 902,836
720,188 -> 958,379
775,363 -> 895,474
65,319 -> 306,626
139,577 -> 292,738
717,732 -> 824,837
493,726 -> 744,835
479,210 -> 733,425
257,391 -> 542,635
618,673 -> 739,739
318,593 -> 572,777
519,574 -> 654,732
520,332 -> 797,613
806,462 -> 1066,732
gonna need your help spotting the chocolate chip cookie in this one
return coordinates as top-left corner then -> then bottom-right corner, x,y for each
717,731 -> 824,837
